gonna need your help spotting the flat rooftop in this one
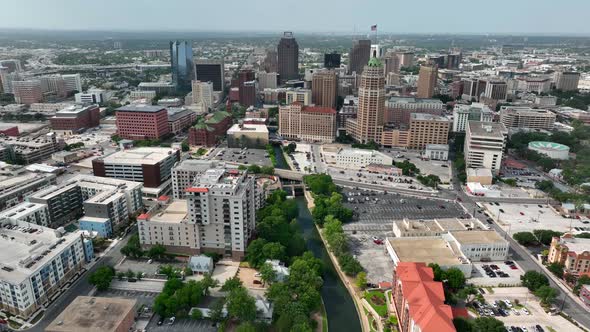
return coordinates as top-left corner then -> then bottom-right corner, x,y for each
411,113 -> 449,121
227,124 -> 269,134
149,200 -> 188,224
0,220 -> 82,284
388,237 -> 464,266
102,147 -> 176,166
467,121 -> 507,138
115,104 -> 166,113
558,236 -> 590,253
55,104 -> 97,115
0,202 -> 46,220
46,296 -> 136,332
451,230 -> 507,245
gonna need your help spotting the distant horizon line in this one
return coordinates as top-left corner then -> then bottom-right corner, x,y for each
0,27 -> 590,37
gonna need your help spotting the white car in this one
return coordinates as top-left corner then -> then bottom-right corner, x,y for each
521,308 -> 530,315
511,309 -> 520,316
371,236 -> 379,242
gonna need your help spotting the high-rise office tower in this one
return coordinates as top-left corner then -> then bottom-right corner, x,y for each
191,81 -> 214,109
397,51 -> 414,68
349,39 -> 371,75
312,70 -> 337,108
170,41 -> 194,92
257,71 -> 278,90
417,65 -> 438,98
194,59 -> 224,92
0,60 -> 22,73
238,69 -> 255,106
263,50 -> 278,73
324,53 -> 341,69
277,32 -> 299,82
346,53 -> 385,144
555,71 -> 580,92
13,80 -> 43,104
384,51 -> 400,75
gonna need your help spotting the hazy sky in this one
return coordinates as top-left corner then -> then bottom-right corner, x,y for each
1,0 -> 589,35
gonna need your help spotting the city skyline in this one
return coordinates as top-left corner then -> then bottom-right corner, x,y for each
2,0 -> 590,35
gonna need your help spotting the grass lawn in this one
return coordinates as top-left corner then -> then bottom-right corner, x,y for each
364,290 -> 388,317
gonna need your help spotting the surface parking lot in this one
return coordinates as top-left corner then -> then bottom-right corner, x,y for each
145,316 -> 217,332
470,262 -> 524,287
482,202 -> 579,234
208,147 -> 272,166
341,188 -> 467,283
98,288 -> 157,308
342,188 -> 468,232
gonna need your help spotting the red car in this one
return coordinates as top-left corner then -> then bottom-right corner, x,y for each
510,265 -> 518,270
373,239 -> 383,245
457,197 -> 462,202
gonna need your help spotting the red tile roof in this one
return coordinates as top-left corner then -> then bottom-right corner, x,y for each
186,187 -> 209,193
137,213 -> 150,220
158,195 -> 170,201
396,262 -> 456,332
303,106 -> 336,115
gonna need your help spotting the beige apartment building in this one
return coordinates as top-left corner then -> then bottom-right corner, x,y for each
311,70 -> 337,108
548,233 -> 590,276
408,113 -> 450,149
416,65 -> 438,98
278,103 -> 336,142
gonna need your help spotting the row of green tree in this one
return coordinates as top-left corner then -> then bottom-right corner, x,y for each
303,174 -> 353,226
120,234 -> 168,260
535,179 -> 589,204
521,271 -> 559,306
509,124 -> 590,186
323,215 -> 363,276
512,229 -> 563,246
238,164 -> 275,176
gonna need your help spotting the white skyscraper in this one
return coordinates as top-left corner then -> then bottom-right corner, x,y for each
62,74 -> 83,93
191,80 -> 214,110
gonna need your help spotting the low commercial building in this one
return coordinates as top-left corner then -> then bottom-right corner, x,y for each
188,255 -> 214,275
188,111 -> 233,147
548,233 -> 590,276
92,147 -> 179,198
445,230 -> 509,262
391,262 -> 455,332
393,217 -> 487,238
527,141 -> 570,160
52,151 -> 80,164
386,237 -> 472,276
0,219 -> 89,318
321,146 -> 392,169
50,104 -> 101,135
466,168 -> 493,185
46,296 -> 137,332
75,89 -> 105,104
78,216 -> 112,238
115,105 -> 170,140
278,103 -> 336,143
424,144 -> 449,161
0,125 -> 19,136
129,90 -> 157,100
227,124 -> 269,149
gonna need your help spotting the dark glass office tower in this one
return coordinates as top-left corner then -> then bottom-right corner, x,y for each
348,39 -> 371,75
195,59 -> 225,92
324,53 -> 342,69
170,40 -> 193,92
277,32 -> 299,82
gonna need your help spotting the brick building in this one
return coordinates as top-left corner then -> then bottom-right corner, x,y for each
115,105 -> 170,140
167,108 -> 198,134
50,104 -> 100,135
188,111 -> 233,146
278,103 -> 336,143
